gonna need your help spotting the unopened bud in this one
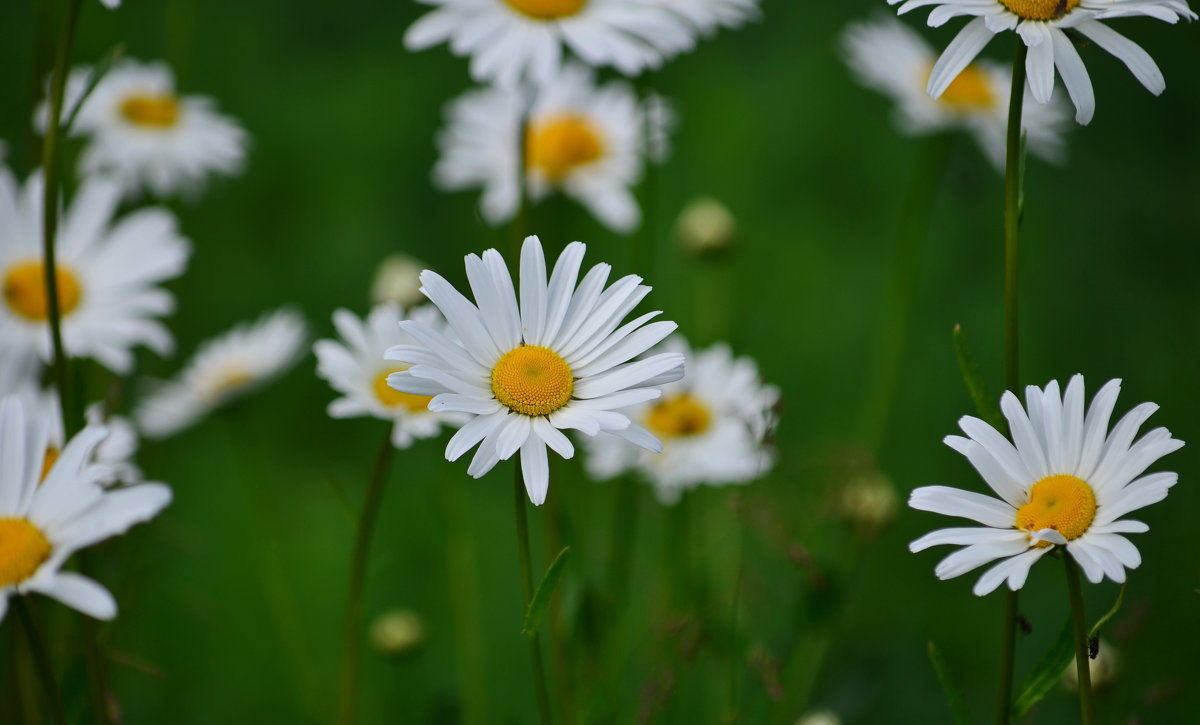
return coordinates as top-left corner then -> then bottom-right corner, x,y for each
370,610 -> 426,659
675,197 -> 736,258
1062,638 -> 1118,691
795,709 -> 842,725
837,470 -> 899,531
371,254 -> 426,308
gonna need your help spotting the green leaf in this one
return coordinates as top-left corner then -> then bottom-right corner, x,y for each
522,546 -> 571,638
1013,619 -> 1073,717
1089,584 -> 1125,641
60,44 -> 125,136
952,324 -> 1004,430
926,641 -> 974,725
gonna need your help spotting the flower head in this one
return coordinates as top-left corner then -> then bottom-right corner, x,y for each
654,0 -> 761,36
910,376 -> 1182,595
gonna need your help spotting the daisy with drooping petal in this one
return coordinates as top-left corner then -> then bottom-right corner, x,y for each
135,309 -> 308,439
315,303 -> 466,448
386,235 -> 684,505
841,16 -> 1070,168
910,375 -> 1182,596
436,63 -> 653,233
583,336 -> 778,504
0,168 -> 191,374
0,396 -> 171,622
889,0 -> 1196,124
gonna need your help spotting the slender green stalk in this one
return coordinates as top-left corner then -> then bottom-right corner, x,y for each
514,468 -> 553,725
441,464 -> 489,725
1064,557 -> 1095,725
606,475 -> 640,609
336,429 -> 395,725
14,599 -> 67,725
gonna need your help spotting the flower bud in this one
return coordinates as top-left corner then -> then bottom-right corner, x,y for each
369,609 -> 426,659
371,254 -> 426,309
837,470 -> 899,531
675,196 -> 736,258
795,709 -> 842,725
1062,638 -> 1118,691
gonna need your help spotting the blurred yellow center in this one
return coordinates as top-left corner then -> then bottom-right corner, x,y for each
645,393 -> 712,439
3,261 -> 82,321
205,368 -> 255,404
928,63 -> 996,111
120,93 -> 181,128
999,0 -> 1080,20
40,447 -> 60,483
0,518 -> 52,588
491,346 -> 574,417
505,0 -> 587,20
373,367 -> 433,412
526,114 -> 604,182
1015,474 -> 1096,547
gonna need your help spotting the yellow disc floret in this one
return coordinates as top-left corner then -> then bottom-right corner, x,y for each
374,367 -> 434,412
931,63 -> 997,111
645,393 -> 712,439
203,367 -> 256,405
3,260 -> 83,321
0,518 -> 52,587
505,0 -> 588,20
120,93 -> 182,128
40,447 -> 60,484
526,114 -> 605,182
999,0 -> 1080,21
1015,474 -> 1097,547
491,345 -> 574,417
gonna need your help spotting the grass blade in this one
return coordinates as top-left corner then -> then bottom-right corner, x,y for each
927,640 -> 974,725
522,546 -> 571,638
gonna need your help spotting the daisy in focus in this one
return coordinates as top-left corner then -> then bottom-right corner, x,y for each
841,16 -> 1070,168
436,63 -> 654,233
583,336 -> 778,504
0,168 -> 191,373
910,375 -> 1182,596
314,303 -> 466,448
136,308 -> 308,439
404,0 -> 694,87
889,0 -> 1196,124
44,59 -> 247,199
386,236 -> 684,505
0,396 -> 171,621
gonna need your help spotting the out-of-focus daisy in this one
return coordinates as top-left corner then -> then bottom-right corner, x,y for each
841,16 -> 1070,168
404,0 -> 694,87
315,303 -> 465,448
910,375 -> 1182,595
0,396 -> 171,621
387,236 -> 683,505
436,63 -> 652,233
583,336 -> 778,504
889,0 -> 1197,125
136,309 -> 307,439
656,0 -> 761,36
42,59 -> 247,198
0,169 -> 190,373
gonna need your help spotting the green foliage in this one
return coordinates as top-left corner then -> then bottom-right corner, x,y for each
952,324 -> 1004,430
522,546 -> 571,638
926,640 -> 973,725
1013,619 -> 1073,718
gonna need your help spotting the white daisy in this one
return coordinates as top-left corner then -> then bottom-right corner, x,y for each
583,336 -> 778,504
841,16 -> 1071,168
386,235 -> 684,505
135,308 -> 308,439
44,59 -> 248,199
655,0 -> 761,36
0,395 -> 171,622
404,0 -> 695,87
910,375 -> 1183,596
315,303 -> 466,448
889,0 -> 1196,124
435,63 -> 651,233
0,168 -> 191,374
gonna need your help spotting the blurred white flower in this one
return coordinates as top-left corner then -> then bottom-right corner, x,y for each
370,253 -> 427,309
656,0 -> 761,36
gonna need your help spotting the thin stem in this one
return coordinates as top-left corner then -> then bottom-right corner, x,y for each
441,464 -> 489,725
1064,556 -> 1095,725
14,598 -> 67,725
514,468 -> 553,725
606,475 -> 640,610
335,428 -> 395,725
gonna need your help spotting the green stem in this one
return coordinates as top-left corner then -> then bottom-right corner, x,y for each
336,429 -> 395,725
14,599 -> 67,725
607,475 -> 640,610
1064,557 -> 1095,725
514,468 -> 553,725
442,464 -> 489,725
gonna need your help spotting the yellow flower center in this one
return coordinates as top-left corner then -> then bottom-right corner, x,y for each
998,0 -> 1080,21
490,345 -> 574,417
203,367 -> 256,405
645,393 -> 712,439
1015,474 -> 1097,547
373,367 -> 434,412
930,63 -> 997,111
0,518 -> 52,588
3,260 -> 83,321
526,114 -> 605,182
120,93 -> 182,128
40,447 -> 59,483
505,0 -> 587,20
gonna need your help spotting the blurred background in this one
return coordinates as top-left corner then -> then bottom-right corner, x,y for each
1,0 -> 1198,722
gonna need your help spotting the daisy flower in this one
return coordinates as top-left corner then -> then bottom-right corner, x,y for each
436,63 -> 652,233
404,0 -> 694,87
386,236 -> 684,505
0,396 -> 171,622
655,0 -> 761,36
135,308 -> 308,439
889,0 -> 1197,124
314,303 -> 466,448
43,59 -> 247,199
0,168 -> 191,374
910,375 -> 1183,596
583,336 -> 778,504
841,16 -> 1071,168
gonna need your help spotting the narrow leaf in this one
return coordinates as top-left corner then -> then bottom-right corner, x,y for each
952,324 -> 1004,430
1089,583 -> 1125,641
522,546 -> 571,638
1013,619 -> 1073,717
926,640 -> 974,725
60,44 -> 125,136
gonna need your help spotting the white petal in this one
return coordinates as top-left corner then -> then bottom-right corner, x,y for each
30,572 -> 116,620
909,486 -> 1016,528
520,438 -> 549,506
